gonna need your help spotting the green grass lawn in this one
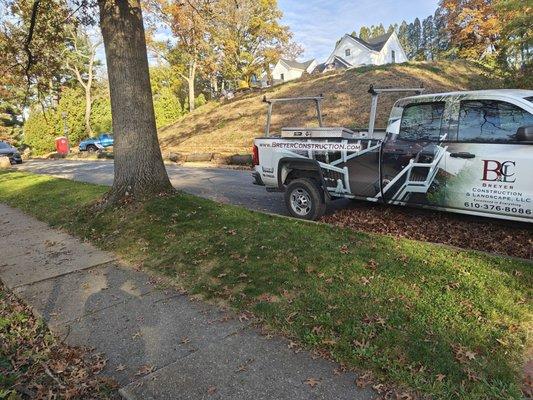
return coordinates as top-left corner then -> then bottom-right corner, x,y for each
0,171 -> 531,399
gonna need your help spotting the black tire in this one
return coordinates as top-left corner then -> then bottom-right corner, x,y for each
284,178 -> 326,221
86,144 -> 98,153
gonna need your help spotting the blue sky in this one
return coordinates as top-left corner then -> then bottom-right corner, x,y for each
278,0 -> 440,62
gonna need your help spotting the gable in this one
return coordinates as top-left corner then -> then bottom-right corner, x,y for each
325,35 -> 372,65
377,32 -> 408,61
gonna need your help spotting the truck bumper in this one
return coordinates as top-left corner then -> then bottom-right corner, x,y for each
252,172 -> 265,186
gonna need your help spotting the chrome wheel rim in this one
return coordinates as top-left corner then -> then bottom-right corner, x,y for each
290,188 -> 312,216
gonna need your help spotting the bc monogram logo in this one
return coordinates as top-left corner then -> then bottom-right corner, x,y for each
482,160 -> 516,183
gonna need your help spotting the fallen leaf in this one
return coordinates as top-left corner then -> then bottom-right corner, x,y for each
355,371 -> 373,388
136,365 -> 156,376
365,259 -> 378,270
321,338 -> 338,346
435,373 -> 446,382
304,377 -> 320,388
115,364 -> 126,372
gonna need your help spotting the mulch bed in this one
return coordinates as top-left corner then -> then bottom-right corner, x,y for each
322,201 -> 532,260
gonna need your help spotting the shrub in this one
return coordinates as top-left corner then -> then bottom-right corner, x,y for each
194,93 -> 207,108
154,87 -> 182,128
23,111 -> 59,155
91,93 -> 112,134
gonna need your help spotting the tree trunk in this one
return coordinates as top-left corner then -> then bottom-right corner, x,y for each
98,0 -> 173,204
84,85 -> 92,136
188,62 -> 196,112
84,51 -> 95,137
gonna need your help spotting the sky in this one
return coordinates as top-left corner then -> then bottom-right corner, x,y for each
278,0 -> 440,62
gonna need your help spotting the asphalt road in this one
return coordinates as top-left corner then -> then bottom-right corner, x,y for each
15,159 -> 349,216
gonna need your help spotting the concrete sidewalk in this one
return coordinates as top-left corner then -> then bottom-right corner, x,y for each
0,203 -> 374,400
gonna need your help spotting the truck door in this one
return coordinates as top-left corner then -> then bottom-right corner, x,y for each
441,99 -> 533,221
380,101 -> 448,206
100,134 -> 113,147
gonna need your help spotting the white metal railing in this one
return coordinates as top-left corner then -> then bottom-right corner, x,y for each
377,146 -> 447,203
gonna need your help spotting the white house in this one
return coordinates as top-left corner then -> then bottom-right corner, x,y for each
322,31 -> 408,71
269,59 -> 317,85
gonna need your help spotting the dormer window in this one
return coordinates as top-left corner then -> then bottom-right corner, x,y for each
345,48 -> 351,57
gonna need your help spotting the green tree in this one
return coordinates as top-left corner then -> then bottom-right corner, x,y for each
408,18 -> 422,58
64,25 -> 102,137
23,110 -> 58,155
495,0 -> 532,68
155,0 -> 215,112
214,0 -> 292,86
433,6 -> 451,59
90,87 -> 112,134
359,26 -> 371,40
421,16 -> 435,60
398,21 -> 412,59
153,87 -> 182,128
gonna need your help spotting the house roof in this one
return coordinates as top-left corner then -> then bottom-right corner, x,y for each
347,31 -> 394,52
281,59 -> 315,70
331,56 -> 351,67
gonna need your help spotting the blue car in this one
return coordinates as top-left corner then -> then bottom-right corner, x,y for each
79,133 -> 114,152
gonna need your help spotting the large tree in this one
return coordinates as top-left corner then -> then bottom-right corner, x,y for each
441,0 -> 500,60
97,0 -> 173,203
159,0 -> 213,112
64,26 -> 101,137
214,0 -> 291,86
495,0 -> 532,68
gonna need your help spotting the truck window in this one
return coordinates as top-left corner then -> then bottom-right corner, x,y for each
457,100 -> 533,143
398,102 -> 445,141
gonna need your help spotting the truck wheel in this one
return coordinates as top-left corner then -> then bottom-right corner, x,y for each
87,145 -> 98,153
284,178 -> 326,221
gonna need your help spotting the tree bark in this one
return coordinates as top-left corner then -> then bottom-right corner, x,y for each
84,84 -> 92,136
188,61 -> 196,112
98,0 -> 173,204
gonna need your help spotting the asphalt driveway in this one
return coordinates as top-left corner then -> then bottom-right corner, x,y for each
15,159 -> 349,216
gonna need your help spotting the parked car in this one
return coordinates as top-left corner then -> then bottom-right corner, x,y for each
0,141 -> 22,164
79,133 -> 114,152
253,88 -> 533,223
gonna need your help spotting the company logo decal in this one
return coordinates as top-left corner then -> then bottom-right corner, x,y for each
482,160 -> 516,183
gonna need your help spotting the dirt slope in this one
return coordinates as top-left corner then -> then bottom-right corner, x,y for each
159,61 -> 502,156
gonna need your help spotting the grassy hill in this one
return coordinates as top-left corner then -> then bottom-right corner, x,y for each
158,61 -> 503,157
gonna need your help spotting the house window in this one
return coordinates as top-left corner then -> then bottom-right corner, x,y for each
345,48 -> 351,57
280,73 -> 285,81
391,50 -> 396,63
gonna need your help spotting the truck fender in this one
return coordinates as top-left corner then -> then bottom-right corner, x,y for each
277,157 -> 331,200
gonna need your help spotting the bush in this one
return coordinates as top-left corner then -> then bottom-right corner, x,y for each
56,87 -> 86,145
194,93 -> 207,109
24,88 -> 87,155
23,111 -> 59,155
154,87 -> 182,128
91,93 -> 112,134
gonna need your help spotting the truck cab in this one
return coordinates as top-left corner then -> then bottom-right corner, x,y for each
79,133 -> 114,152
253,88 -> 533,223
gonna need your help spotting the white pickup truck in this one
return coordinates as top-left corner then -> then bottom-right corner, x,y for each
252,87 -> 533,222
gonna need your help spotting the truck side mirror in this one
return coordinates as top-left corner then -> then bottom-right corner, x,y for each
516,125 -> 533,142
